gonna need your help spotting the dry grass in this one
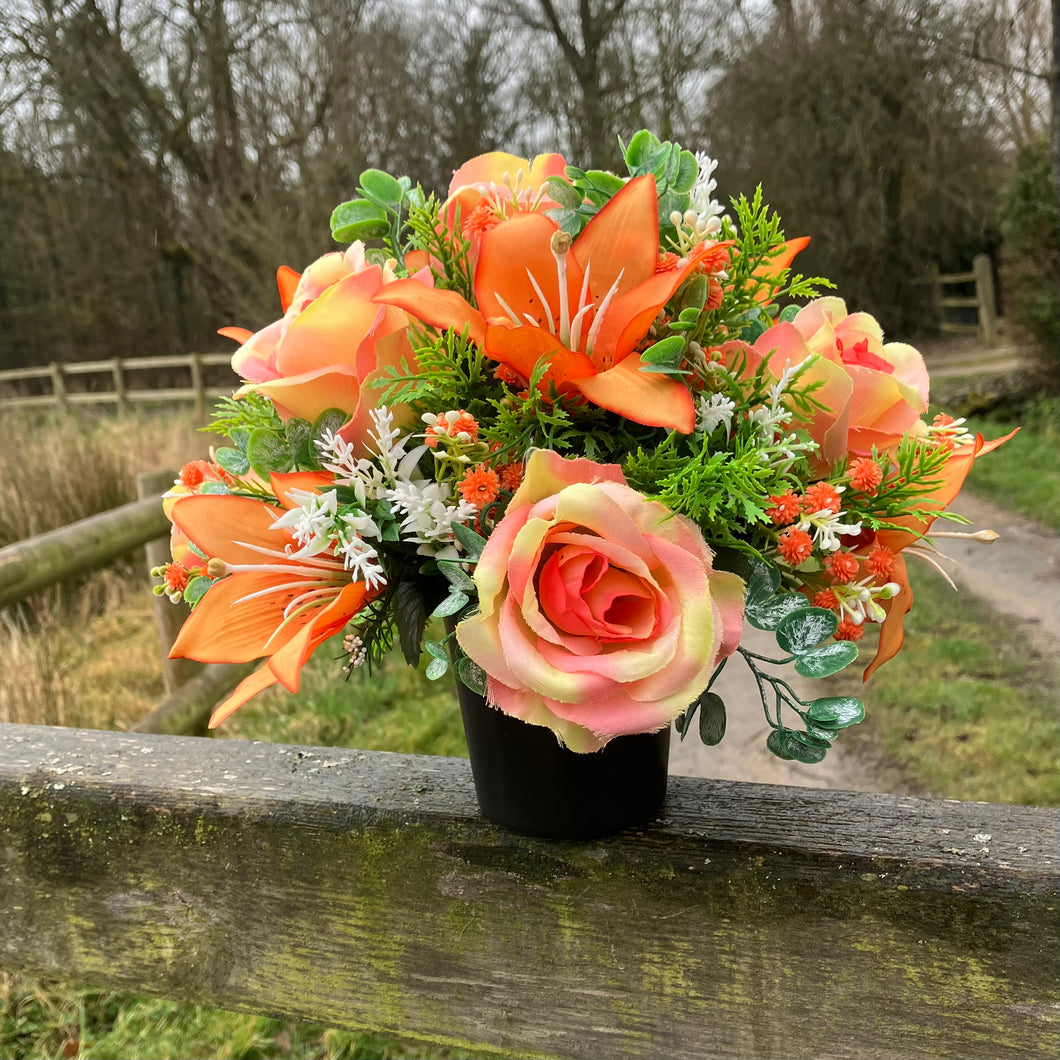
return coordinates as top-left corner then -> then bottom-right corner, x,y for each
0,408 -> 209,549
0,408 -> 208,729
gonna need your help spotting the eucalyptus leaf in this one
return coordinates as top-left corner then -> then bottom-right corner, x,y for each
766,728 -> 793,760
779,729 -> 829,763
330,198 -> 390,242
425,656 -> 449,681
584,169 -> 625,196
312,407 -> 348,446
358,168 -> 403,208
745,558 -> 781,608
455,654 -> 487,695
437,560 -> 476,591
746,591 -> 810,631
775,607 -> 838,655
624,129 -> 655,172
432,590 -> 469,618
247,428 -> 293,475
674,149 -> 698,193
452,521 -> 487,560
640,336 -> 685,368
807,696 -> 865,729
697,691 -> 726,746
424,639 -> 448,660
794,640 -> 859,678
183,575 -> 212,606
545,176 -> 584,209
214,445 -> 250,476
199,480 -> 229,495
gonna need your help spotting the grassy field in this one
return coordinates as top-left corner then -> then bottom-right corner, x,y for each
1,393 -> 1057,1059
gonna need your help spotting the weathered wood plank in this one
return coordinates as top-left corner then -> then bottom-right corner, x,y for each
0,499 -> 170,606
0,724 -> 1056,1059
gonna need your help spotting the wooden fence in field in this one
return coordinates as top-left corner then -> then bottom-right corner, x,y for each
0,491 -> 1057,1058
0,352 -> 237,417
923,254 -> 1000,345
0,471 -> 255,734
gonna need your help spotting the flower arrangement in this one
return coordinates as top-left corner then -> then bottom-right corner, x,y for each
156,130 -> 1010,765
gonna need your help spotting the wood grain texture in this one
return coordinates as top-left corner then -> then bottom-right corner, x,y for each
1,723 -> 1056,1059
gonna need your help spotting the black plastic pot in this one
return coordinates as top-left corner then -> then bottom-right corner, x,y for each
453,678 -> 670,840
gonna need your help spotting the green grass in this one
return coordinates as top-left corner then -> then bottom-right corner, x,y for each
222,628 -> 467,756
825,563 -> 1059,806
960,398 -> 1060,529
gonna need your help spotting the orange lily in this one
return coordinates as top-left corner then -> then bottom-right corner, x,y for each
863,429 -> 1017,679
377,176 -> 722,433
168,487 -> 376,727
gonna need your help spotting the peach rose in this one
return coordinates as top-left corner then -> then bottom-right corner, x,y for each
726,297 -> 930,471
220,243 -> 421,448
456,450 -> 745,752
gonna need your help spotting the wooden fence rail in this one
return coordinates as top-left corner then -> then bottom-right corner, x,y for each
0,724 -> 1056,1060
923,254 -> 999,345
0,478 -> 251,733
0,352 -> 237,417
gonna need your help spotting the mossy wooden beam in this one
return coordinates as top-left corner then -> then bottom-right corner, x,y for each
1,723 -> 1056,1059
0,498 -> 169,606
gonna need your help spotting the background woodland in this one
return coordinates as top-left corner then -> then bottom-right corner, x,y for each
0,0 -> 1056,371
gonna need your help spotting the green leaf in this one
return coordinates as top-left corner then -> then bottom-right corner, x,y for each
358,169 -> 403,209
214,446 -> 250,476
795,641 -> 859,678
455,654 -> 487,696
781,729 -> 829,763
432,590 -> 469,618
746,591 -> 809,632
393,579 -> 427,666
425,656 -> 449,681
807,696 -> 865,729
247,428 -> 293,475
452,521 -> 487,560
803,722 -> 839,744
766,728 -> 793,760
199,480 -> 229,495
287,417 -> 315,469
583,169 -> 625,196
640,335 -> 685,368
544,176 -> 584,209
775,607 -> 838,655
778,304 -> 800,323
697,691 -> 726,746
183,575 -> 212,606
312,407 -> 348,446
546,206 -> 583,236
330,198 -> 390,242
768,726 -> 827,763
624,129 -> 656,172
674,704 -> 696,737
745,558 -> 781,608
437,560 -> 476,591
424,639 -> 448,660
673,149 -> 698,193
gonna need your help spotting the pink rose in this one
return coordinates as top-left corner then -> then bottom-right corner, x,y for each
726,297 -> 929,470
456,450 -> 745,752
220,243 -> 420,448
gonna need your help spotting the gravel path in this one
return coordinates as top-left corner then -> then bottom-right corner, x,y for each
669,490 -> 1060,791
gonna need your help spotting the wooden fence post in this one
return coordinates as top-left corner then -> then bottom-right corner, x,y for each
110,357 -> 127,415
49,362 -> 67,410
189,352 -> 206,422
973,253 -> 998,347
136,470 -> 201,694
